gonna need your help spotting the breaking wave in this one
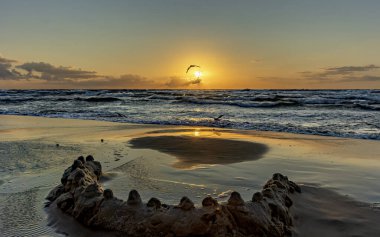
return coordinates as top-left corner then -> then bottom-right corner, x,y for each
0,89 -> 379,139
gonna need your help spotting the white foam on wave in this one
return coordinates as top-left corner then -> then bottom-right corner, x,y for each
0,89 -> 379,140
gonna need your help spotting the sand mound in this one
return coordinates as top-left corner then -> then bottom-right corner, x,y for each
46,156 -> 299,237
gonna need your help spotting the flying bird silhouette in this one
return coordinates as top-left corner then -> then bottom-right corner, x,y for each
186,65 -> 201,73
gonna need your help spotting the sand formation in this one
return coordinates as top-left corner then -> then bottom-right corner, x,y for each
46,156 -> 301,237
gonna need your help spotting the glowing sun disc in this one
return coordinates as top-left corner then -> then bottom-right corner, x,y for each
194,71 -> 202,78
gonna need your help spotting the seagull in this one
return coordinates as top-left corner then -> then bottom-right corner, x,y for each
213,115 -> 224,122
186,65 -> 200,73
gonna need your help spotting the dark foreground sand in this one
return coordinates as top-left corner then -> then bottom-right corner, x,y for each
0,115 -> 380,236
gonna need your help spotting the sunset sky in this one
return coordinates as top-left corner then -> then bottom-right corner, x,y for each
1,0 -> 380,89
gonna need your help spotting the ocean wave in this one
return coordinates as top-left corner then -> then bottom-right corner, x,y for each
0,89 -> 379,140
173,97 -> 380,110
174,97 -> 302,108
95,117 -> 380,140
354,103 -> 380,111
76,97 -> 123,102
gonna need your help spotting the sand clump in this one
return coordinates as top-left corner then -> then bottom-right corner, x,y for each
46,156 -> 300,237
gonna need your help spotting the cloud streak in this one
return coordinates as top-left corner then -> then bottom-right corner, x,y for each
256,64 -> 380,89
0,56 -> 17,64
0,56 -> 20,80
0,56 -> 202,89
325,65 -> 380,74
16,62 -> 98,81
69,74 -> 158,89
165,76 -> 201,88
300,64 -> 380,82
339,75 -> 380,82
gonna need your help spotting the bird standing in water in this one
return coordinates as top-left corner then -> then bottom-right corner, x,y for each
214,115 -> 224,122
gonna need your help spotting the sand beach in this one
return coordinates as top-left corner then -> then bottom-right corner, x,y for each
0,115 -> 380,236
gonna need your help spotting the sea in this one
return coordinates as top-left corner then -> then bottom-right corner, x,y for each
0,89 -> 379,140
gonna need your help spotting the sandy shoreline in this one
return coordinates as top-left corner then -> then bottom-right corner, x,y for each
0,115 -> 380,236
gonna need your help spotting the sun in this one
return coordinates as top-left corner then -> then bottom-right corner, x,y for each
194,71 -> 202,78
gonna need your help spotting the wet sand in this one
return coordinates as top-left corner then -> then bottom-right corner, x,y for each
0,115 -> 380,236
129,135 -> 268,168
291,186 -> 380,237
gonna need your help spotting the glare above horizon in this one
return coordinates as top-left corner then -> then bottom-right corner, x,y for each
0,0 -> 380,89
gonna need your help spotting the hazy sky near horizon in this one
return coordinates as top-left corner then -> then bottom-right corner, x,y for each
1,0 -> 380,89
